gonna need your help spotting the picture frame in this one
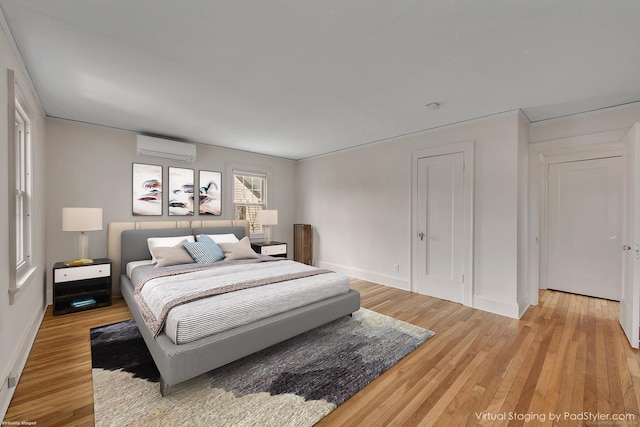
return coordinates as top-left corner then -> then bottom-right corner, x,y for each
168,167 -> 195,216
198,170 -> 222,215
132,163 -> 162,216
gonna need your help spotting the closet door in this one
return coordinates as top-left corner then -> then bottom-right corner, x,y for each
620,123 -> 640,349
546,157 -> 622,300
415,153 -> 465,303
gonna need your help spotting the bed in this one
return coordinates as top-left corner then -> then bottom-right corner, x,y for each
107,220 -> 361,396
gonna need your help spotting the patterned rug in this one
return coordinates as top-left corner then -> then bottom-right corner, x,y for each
91,308 -> 434,426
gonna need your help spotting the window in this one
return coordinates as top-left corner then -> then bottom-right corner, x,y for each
15,97 -> 31,276
233,171 -> 266,234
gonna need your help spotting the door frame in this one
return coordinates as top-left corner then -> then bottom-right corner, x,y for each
411,140 -> 475,306
545,156 -> 623,300
528,130 -> 625,305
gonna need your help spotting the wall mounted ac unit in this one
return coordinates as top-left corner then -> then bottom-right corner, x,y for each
136,135 -> 196,162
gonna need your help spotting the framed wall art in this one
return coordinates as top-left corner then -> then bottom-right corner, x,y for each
132,163 -> 162,216
168,167 -> 195,216
198,170 -> 222,215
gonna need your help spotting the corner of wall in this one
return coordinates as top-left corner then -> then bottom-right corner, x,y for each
517,107 -> 531,311
473,294 -> 522,319
518,297 -> 532,318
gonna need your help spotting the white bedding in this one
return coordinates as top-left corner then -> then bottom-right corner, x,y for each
126,260 -> 153,278
128,260 -> 350,344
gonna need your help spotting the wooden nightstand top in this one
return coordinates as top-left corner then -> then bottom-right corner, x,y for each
250,241 -> 286,248
54,258 -> 112,269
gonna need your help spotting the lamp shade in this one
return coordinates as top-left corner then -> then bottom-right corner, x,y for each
62,208 -> 103,232
256,210 -> 278,226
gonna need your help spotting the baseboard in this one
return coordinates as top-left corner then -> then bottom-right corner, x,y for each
317,261 -> 528,320
473,294 -> 522,319
318,261 -> 410,291
0,306 -> 45,420
518,295 -> 532,318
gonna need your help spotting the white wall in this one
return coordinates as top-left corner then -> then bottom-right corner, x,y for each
527,101 -> 640,303
517,111 -> 530,315
44,119 -> 297,297
0,23 -> 47,419
296,111 -> 526,318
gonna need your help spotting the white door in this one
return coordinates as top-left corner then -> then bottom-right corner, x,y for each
415,153 -> 464,303
547,157 -> 623,300
620,123 -> 640,349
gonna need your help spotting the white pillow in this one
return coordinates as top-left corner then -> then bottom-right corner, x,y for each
197,233 -> 240,244
147,235 -> 195,262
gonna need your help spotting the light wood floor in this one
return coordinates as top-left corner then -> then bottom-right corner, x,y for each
5,280 -> 640,426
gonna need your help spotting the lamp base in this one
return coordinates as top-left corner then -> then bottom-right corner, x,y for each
65,258 -> 95,267
264,225 -> 272,244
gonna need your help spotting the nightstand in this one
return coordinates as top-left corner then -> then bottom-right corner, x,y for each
53,258 -> 112,315
251,241 -> 287,258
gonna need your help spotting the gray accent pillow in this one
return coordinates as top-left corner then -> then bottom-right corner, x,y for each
218,237 -> 259,261
183,234 -> 225,264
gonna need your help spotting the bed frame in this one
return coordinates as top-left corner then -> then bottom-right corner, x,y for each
107,220 -> 361,396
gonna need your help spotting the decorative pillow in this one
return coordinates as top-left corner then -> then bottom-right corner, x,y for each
152,242 -> 195,267
218,236 -> 259,261
147,235 -> 195,262
197,233 -> 240,244
183,234 -> 225,264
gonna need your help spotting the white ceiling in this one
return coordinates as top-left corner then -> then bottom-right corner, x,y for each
1,1 -> 639,160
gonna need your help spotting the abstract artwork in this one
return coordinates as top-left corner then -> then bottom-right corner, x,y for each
132,163 -> 162,216
199,170 -> 222,215
168,167 -> 194,216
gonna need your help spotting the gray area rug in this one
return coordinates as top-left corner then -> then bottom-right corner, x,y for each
91,308 -> 434,426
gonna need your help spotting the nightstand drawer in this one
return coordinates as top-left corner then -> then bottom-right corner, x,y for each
54,264 -> 111,283
261,244 -> 287,256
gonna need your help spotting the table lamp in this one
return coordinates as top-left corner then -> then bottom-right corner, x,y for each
62,207 -> 103,266
256,210 -> 278,243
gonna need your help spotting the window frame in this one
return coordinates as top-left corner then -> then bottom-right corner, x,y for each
8,70 -> 36,304
229,166 -> 270,237
15,96 -> 32,276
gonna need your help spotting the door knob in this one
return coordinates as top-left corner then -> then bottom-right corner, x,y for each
418,232 -> 425,241
623,245 -> 632,251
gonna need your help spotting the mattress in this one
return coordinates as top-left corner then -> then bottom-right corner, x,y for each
128,260 -> 350,344
126,260 -> 153,277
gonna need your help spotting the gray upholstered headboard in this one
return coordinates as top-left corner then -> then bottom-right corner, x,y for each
120,226 -> 246,274
107,220 -> 250,294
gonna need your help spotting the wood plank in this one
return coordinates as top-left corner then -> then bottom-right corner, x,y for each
5,284 -> 640,426
595,297 -> 613,415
